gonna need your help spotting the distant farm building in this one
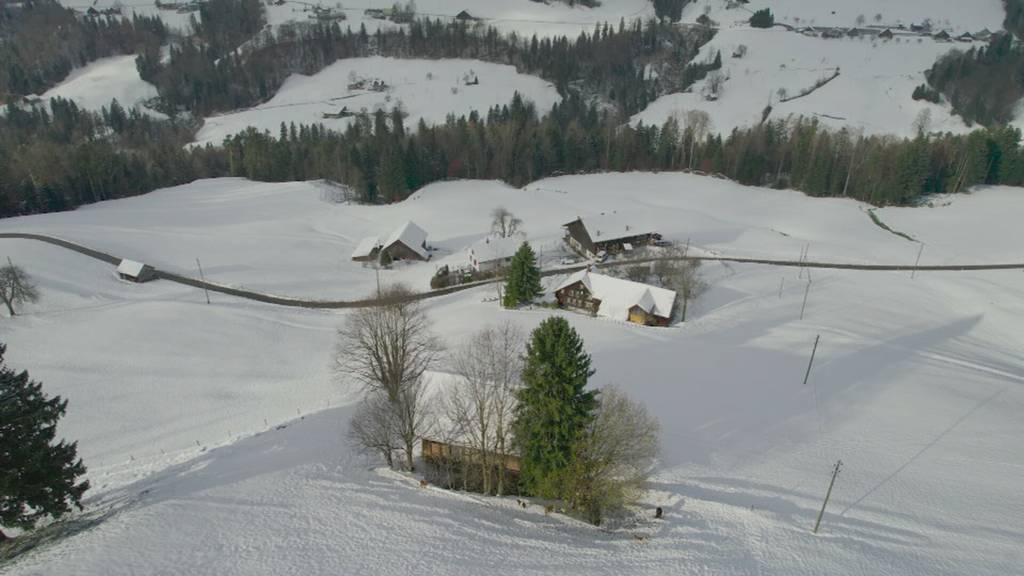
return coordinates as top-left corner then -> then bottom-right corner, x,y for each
455,10 -> 475,21
555,270 -> 676,327
563,215 -> 659,259
351,236 -> 382,262
878,28 -> 894,39
467,234 -> 522,273
381,221 -> 430,261
116,259 -> 156,283
958,31 -> 975,42
933,30 -> 951,41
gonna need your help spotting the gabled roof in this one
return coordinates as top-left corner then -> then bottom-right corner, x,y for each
468,234 -> 523,263
351,236 -> 381,259
564,213 -> 658,245
383,221 -> 428,259
557,270 -> 676,322
116,259 -> 147,278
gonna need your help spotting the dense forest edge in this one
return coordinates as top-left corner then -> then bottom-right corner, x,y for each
1,0 -> 1023,218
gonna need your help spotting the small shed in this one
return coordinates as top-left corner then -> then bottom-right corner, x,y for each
116,259 -> 157,283
351,236 -> 382,262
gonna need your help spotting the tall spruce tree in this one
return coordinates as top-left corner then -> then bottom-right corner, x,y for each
502,242 -> 543,308
0,344 -> 88,540
514,317 -> 597,498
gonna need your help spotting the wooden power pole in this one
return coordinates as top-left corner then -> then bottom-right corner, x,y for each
813,460 -> 843,534
803,334 -> 820,386
195,258 -> 211,304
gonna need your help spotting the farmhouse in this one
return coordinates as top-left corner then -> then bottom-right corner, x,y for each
116,259 -> 156,283
878,28 -> 894,40
455,10 -> 475,21
467,234 -> 522,273
350,236 -> 382,262
555,269 -> 676,327
563,214 -> 659,259
933,30 -> 951,41
381,220 -> 430,261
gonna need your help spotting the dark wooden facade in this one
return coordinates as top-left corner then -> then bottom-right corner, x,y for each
555,280 -> 600,316
382,240 -> 428,262
563,217 -> 658,259
422,439 -> 521,473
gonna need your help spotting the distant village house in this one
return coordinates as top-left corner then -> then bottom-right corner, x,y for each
467,234 -> 522,273
555,270 -> 676,327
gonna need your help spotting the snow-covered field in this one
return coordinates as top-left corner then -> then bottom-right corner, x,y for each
635,27 -> 976,137
35,55 -> 164,118
59,0 -> 655,38
194,57 -> 561,146
681,0 -> 1005,32
1,174 -> 1023,574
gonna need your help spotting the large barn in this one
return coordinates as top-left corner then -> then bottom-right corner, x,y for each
563,214 -> 659,259
381,220 -> 430,262
555,269 -> 676,326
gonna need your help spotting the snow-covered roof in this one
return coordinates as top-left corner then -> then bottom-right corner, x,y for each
384,220 -> 428,259
557,270 -> 676,322
351,236 -> 381,259
570,213 -> 657,244
116,259 -> 146,278
467,234 -> 523,263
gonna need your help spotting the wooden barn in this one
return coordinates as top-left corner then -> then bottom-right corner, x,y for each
563,214 -> 660,260
555,269 -> 676,327
116,259 -> 157,283
455,10 -> 475,21
381,220 -> 430,262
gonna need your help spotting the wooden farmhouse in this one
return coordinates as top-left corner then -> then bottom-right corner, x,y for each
455,10 -> 475,21
562,215 -> 660,259
116,259 -> 157,283
350,236 -> 382,262
555,269 -> 676,327
467,234 -> 522,273
381,220 -> 430,262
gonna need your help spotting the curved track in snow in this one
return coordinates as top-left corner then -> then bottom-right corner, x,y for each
2,232 -> 1022,309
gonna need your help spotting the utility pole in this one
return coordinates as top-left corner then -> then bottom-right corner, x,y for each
803,334 -> 820,386
195,258 -> 211,304
813,460 -> 843,534
779,277 -> 785,299
911,243 -> 925,279
800,276 -> 812,321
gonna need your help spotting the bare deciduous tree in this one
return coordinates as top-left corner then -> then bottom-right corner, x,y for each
684,110 -> 712,171
348,393 -> 400,468
654,246 -> 709,322
446,322 -> 525,495
0,261 -> 40,317
567,387 -> 660,525
490,207 -> 522,238
336,284 -> 443,470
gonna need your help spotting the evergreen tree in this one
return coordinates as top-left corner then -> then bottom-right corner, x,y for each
502,242 -> 543,308
514,317 -> 597,498
750,8 -> 774,28
0,344 -> 89,540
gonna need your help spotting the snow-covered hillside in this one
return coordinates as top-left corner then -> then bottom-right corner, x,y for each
36,55 -> 164,118
635,28 -> 975,137
1,174 -> 1023,575
194,57 -> 561,146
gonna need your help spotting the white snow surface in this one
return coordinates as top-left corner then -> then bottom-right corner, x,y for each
193,57 -> 561,146
115,259 -> 146,278
1,174 -> 1024,575
36,55 -> 164,118
634,28 -> 977,137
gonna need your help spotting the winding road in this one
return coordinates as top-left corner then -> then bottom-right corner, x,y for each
2,232 -> 1022,309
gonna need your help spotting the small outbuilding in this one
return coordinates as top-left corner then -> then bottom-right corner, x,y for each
381,220 -> 430,262
878,28 -> 894,40
455,10 -> 475,21
563,214 -> 659,260
555,270 -> 676,327
116,259 -> 157,283
351,236 -> 382,262
933,30 -> 951,41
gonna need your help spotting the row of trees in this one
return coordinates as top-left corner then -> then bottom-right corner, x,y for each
0,0 -> 167,98
339,289 -> 659,525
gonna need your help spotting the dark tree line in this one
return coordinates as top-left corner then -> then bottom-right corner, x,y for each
222,93 -> 1024,207
0,0 -> 166,98
0,98 -> 222,217
652,0 -> 691,22
926,33 -> 1024,126
1005,0 -> 1024,39
141,16 -> 713,116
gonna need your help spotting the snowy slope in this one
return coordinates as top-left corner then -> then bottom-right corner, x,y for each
194,57 -> 561,146
635,28 -> 975,137
36,55 -> 164,118
2,187 -> 1023,574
